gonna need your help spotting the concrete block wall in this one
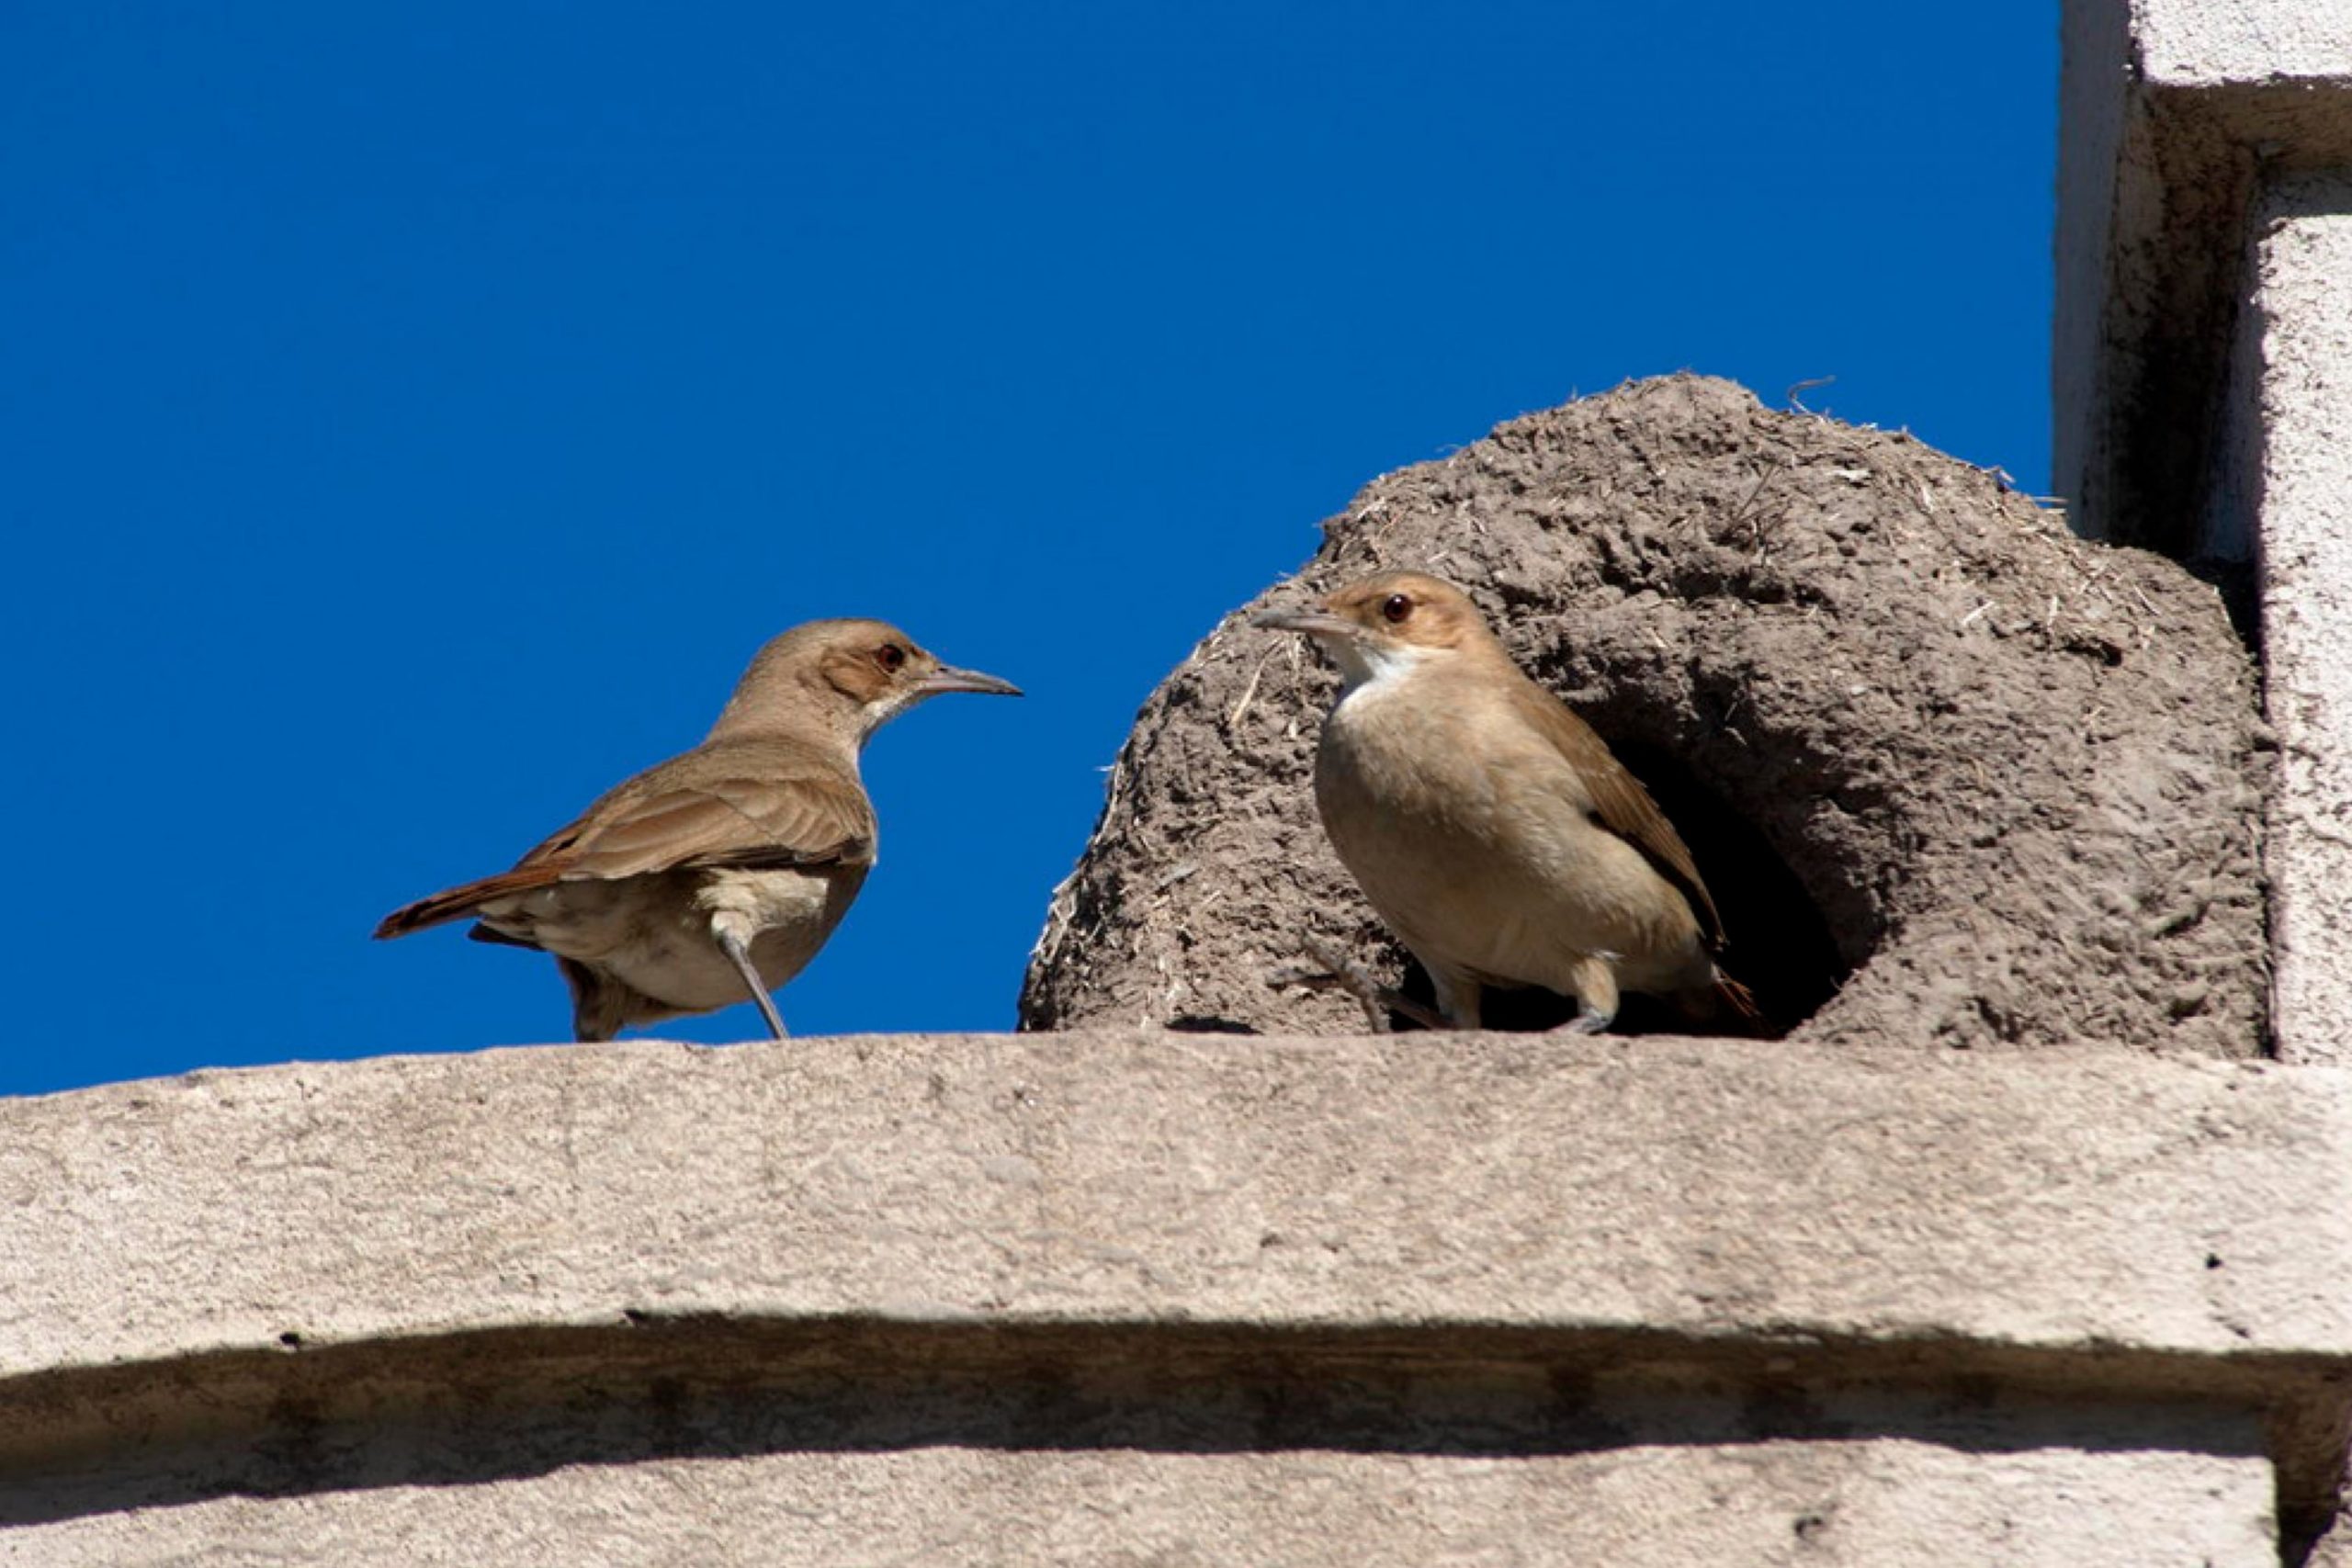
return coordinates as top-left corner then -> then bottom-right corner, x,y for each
2217,174 -> 2352,1073
2056,0 -> 2352,1069
4,0 -> 2349,1562
4,1036 -> 2346,1564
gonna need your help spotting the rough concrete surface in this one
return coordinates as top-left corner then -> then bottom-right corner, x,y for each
1023,376 -> 2267,1055
2131,0 -> 2352,86
2055,0 -> 2352,554
2054,0 -> 2137,544
7,1438 -> 2279,1567
2219,175 -> 2352,1067
6,1035 -> 2346,1379
3,1034 -> 2349,1562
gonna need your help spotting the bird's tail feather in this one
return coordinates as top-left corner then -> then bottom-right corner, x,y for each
1713,971 -> 1765,1026
373,865 -> 563,941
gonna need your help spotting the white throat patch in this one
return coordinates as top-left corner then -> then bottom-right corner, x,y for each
854,686 -> 932,747
1326,637 -> 1430,696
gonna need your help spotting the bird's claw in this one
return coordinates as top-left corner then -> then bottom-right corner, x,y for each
1268,939 -> 1449,1032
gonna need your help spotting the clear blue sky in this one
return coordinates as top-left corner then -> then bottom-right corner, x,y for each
1,2 -> 2056,1096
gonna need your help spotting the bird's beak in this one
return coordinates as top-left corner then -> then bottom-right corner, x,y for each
919,664 -> 1023,698
1252,607 -> 1360,640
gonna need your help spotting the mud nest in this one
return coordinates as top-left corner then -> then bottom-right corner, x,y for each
1021,376 -> 2269,1056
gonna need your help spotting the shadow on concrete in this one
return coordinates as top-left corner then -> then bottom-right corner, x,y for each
0,1317 -> 2323,1551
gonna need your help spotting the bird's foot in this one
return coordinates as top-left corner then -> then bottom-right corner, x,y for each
1268,940 -> 1449,1032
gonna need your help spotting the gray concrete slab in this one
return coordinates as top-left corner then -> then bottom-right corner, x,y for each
2056,0 -> 2352,555
2,1435 -> 2279,1568
1,1033 -> 2341,1557
2,1033 -> 2346,1374
2133,0 -> 2352,87
2217,175 -> 2352,1068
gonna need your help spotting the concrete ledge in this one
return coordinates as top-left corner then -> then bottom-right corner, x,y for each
2,1371 -> 2286,1567
7,1034 -> 2350,1369
2133,0 -> 2352,91
3,1032 -> 2349,1561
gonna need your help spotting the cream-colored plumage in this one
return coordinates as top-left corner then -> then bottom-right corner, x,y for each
376,618 -> 1019,1042
1260,572 -> 1746,1032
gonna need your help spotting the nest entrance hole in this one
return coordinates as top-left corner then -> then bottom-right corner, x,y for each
1389,741 -> 1849,1039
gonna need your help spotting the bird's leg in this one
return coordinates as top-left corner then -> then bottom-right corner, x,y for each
1425,964 -> 1483,1031
1555,956 -> 1619,1035
1272,939 -> 1449,1032
712,922 -> 788,1041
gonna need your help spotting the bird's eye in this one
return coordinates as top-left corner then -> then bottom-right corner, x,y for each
876,643 -> 908,671
1381,593 -> 1413,624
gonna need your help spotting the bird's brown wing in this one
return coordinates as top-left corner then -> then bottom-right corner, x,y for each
1507,676 -> 1727,949
514,765 -> 876,881
374,739 -> 876,940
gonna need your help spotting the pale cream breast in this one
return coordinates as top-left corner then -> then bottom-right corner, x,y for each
1315,660 -> 1706,998
703,864 -> 867,993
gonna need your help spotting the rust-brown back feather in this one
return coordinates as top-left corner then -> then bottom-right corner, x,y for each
373,862 -> 571,940
373,735 -> 876,941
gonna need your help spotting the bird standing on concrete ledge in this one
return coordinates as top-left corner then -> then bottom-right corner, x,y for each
375,619 -> 1020,1042
1257,571 -> 1754,1033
